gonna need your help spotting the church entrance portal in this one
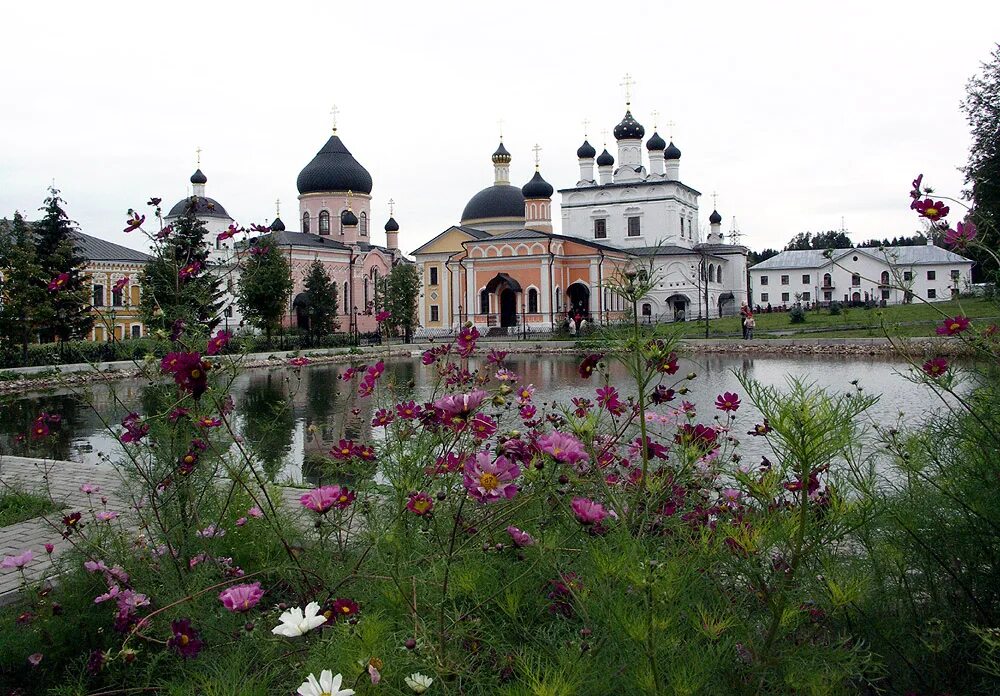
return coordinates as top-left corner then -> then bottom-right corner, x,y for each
665,294 -> 690,322
293,293 -> 310,331
500,289 -> 517,327
566,283 -> 590,319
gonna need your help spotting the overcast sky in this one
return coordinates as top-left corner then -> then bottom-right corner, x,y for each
2,1 -> 998,256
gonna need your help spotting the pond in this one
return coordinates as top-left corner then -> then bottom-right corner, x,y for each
0,353 -> 948,484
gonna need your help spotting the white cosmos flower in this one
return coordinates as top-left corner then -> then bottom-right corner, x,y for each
271,601 -> 327,637
405,672 -> 434,693
297,669 -> 354,696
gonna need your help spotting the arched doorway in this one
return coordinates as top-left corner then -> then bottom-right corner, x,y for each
500,289 -> 517,327
665,294 -> 690,322
293,293 -> 310,331
566,283 -> 590,318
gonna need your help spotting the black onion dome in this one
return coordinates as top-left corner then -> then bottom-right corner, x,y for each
646,132 -> 666,151
270,216 -> 286,231
521,171 -> 554,199
166,195 -> 231,219
384,216 -> 399,232
190,168 -> 207,184
491,141 -> 511,164
664,141 -> 682,160
709,209 -> 722,224
576,140 -> 597,159
596,149 -> 615,166
613,110 -> 645,140
461,185 -> 525,223
341,209 -> 359,227
296,135 -> 373,195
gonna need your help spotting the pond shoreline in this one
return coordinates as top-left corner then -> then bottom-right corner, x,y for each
0,337 -> 966,397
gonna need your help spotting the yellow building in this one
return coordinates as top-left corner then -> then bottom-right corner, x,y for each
75,232 -> 152,341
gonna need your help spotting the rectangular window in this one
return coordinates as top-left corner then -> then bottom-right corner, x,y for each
593,219 -> 607,239
823,291 -> 832,301
112,289 -> 123,307
92,284 -> 104,307
903,271 -> 912,282
802,292 -> 811,301
951,269 -> 960,280
429,267 -> 438,285
881,289 -> 890,300
131,325 -> 141,338
760,276 -> 769,286
781,275 -> 789,285
852,274 -> 861,286
802,274 -> 810,285
927,289 -> 937,299
627,216 -> 641,237
760,293 -> 769,303
781,292 -> 790,302
927,270 -> 936,280
430,305 -> 439,322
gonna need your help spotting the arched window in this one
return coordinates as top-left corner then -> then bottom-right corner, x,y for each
302,212 -> 310,233
340,210 -> 348,234
360,212 -> 368,237
717,266 -> 723,283
528,288 -> 538,313
344,282 -> 349,311
364,278 -> 369,310
318,210 -> 330,235
880,270 -> 890,285
708,264 -> 715,283
642,303 -> 652,317
852,273 -> 861,287
479,289 -> 489,314
555,288 -> 561,313
823,273 -> 832,287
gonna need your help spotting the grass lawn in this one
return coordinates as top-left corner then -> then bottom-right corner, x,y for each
674,297 -> 998,339
0,488 -> 60,526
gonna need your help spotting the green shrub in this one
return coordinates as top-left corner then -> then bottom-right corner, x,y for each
789,305 -> 807,323
829,301 -> 842,316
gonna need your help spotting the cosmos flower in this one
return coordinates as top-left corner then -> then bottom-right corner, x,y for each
178,261 -> 202,280
167,619 -> 204,658
406,492 -> 435,516
944,220 -> 977,249
249,244 -> 269,256
462,452 -> 520,503
912,198 -> 949,221
909,173 -> 923,199
206,329 -> 231,356
297,670 -> 355,696
95,511 -> 118,522
570,497 -> 608,526
217,224 -> 240,242
329,598 -> 359,621
218,582 -> 264,613
1,550 -> 33,569
198,416 -> 222,429
375,310 -> 391,322
47,272 -> 70,292
272,601 -> 327,637
516,384 -> 535,403
922,357 -> 948,378
196,524 -> 225,538
123,211 -> 145,233
405,673 -> 434,693
536,431 -> 589,466
936,315 -> 970,336
715,392 -> 741,412
120,412 -> 149,443
434,390 -> 487,428
289,356 -> 310,367
469,413 -> 498,439
80,483 -> 101,494
396,401 -> 422,419
112,276 -> 129,293
371,408 -> 394,427
506,525 -> 535,547
299,485 -> 355,514
578,353 -> 603,378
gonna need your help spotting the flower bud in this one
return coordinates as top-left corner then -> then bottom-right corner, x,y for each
405,638 -> 417,650
686,372 -> 697,380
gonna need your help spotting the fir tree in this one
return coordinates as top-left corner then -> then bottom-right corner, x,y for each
139,202 -> 224,336
0,213 -> 47,359
237,237 -> 293,344
34,188 -> 93,342
381,263 -> 420,341
302,259 -> 338,343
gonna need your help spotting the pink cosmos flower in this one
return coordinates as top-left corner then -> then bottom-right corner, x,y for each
196,524 -> 225,538
1,550 -> 34,569
596,386 -> 625,415
396,401 -> 421,419
495,368 -> 519,382
469,413 -> 497,439
43,543 -> 54,554
375,310 -> 391,323
28,653 -> 43,667
456,325 -> 480,357
516,384 -> 535,403
536,431 -> 589,466
715,392 -> 741,412
47,272 -> 70,292
571,497 -> 608,525
178,261 -> 202,280
218,582 -> 264,613
909,173 -> 923,199
463,452 -> 521,503
487,349 -> 508,364
922,357 -> 948,378
247,506 -> 263,518
519,404 -> 537,421
206,329 -> 231,356
912,198 -> 949,220
371,408 -> 395,427
217,224 -> 240,242
936,315 -> 970,336
434,389 -> 487,428
406,492 -> 434,516
112,276 -> 130,293
289,356 -> 310,367
299,485 -> 355,514
506,525 -> 535,547
578,353 -> 603,379
95,511 -> 118,522
720,488 -> 742,508
944,220 -> 977,249
198,416 -> 222,429
421,349 -> 437,365
168,619 -> 203,658
235,516 -> 248,527
123,211 -> 145,233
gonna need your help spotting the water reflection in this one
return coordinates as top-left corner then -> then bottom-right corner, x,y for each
0,354 -> 946,484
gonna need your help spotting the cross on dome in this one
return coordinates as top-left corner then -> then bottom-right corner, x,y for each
275,198 -> 280,217
497,118 -> 504,140
195,146 -> 202,166
330,104 -> 340,133
582,118 -> 590,137
651,110 -> 659,129
388,198 -> 395,216
532,143 -> 542,169
666,120 -> 676,139
620,73 -> 635,106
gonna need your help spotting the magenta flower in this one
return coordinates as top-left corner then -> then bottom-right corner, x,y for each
47,272 -> 70,292
376,310 -> 391,322
248,506 -> 263,518
120,412 -> 149,443
456,325 -> 480,356
396,401 -> 422,419
371,408 -> 395,427
537,431 -> 589,466
936,315 -> 970,336
1,550 -> 34,569
913,198 -> 949,221
922,357 -> 948,378
571,497 -> 608,526
463,452 -> 521,503
578,353 -> 603,378
720,488 -> 742,508
219,582 -> 264,613
178,261 -> 202,280
434,389 -> 487,427
206,329 -> 231,356
421,349 -> 437,365
596,385 -> 625,415
516,384 -> 536,403
112,276 -> 130,293
487,349 -> 508,364
299,485 -> 355,514
196,524 -> 225,538
43,543 -> 54,554
944,221 -> 977,249
27,652 -> 42,667
217,224 -> 240,242
406,492 -> 434,516
469,413 -> 498,440
123,211 -> 145,233
80,483 -> 101,494
289,356 -> 310,367
330,438 -> 358,460
95,511 -> 118,522
168,619 -> 204,658
506,525 -> 535,547
249,244 -> 269,256
676,423 -> 719,452
329,597 -> 360,621
198,415 -> 222,429
168,407 -> 189,423
519,404 -> 537,421
715,392 -> 741,412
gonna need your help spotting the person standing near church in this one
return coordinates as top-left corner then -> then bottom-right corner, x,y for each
740,302 -> 752,339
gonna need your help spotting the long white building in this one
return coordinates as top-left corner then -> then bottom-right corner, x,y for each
748,242 -> 974,307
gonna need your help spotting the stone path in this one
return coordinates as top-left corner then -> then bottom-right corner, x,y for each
0,456 -> 126,605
